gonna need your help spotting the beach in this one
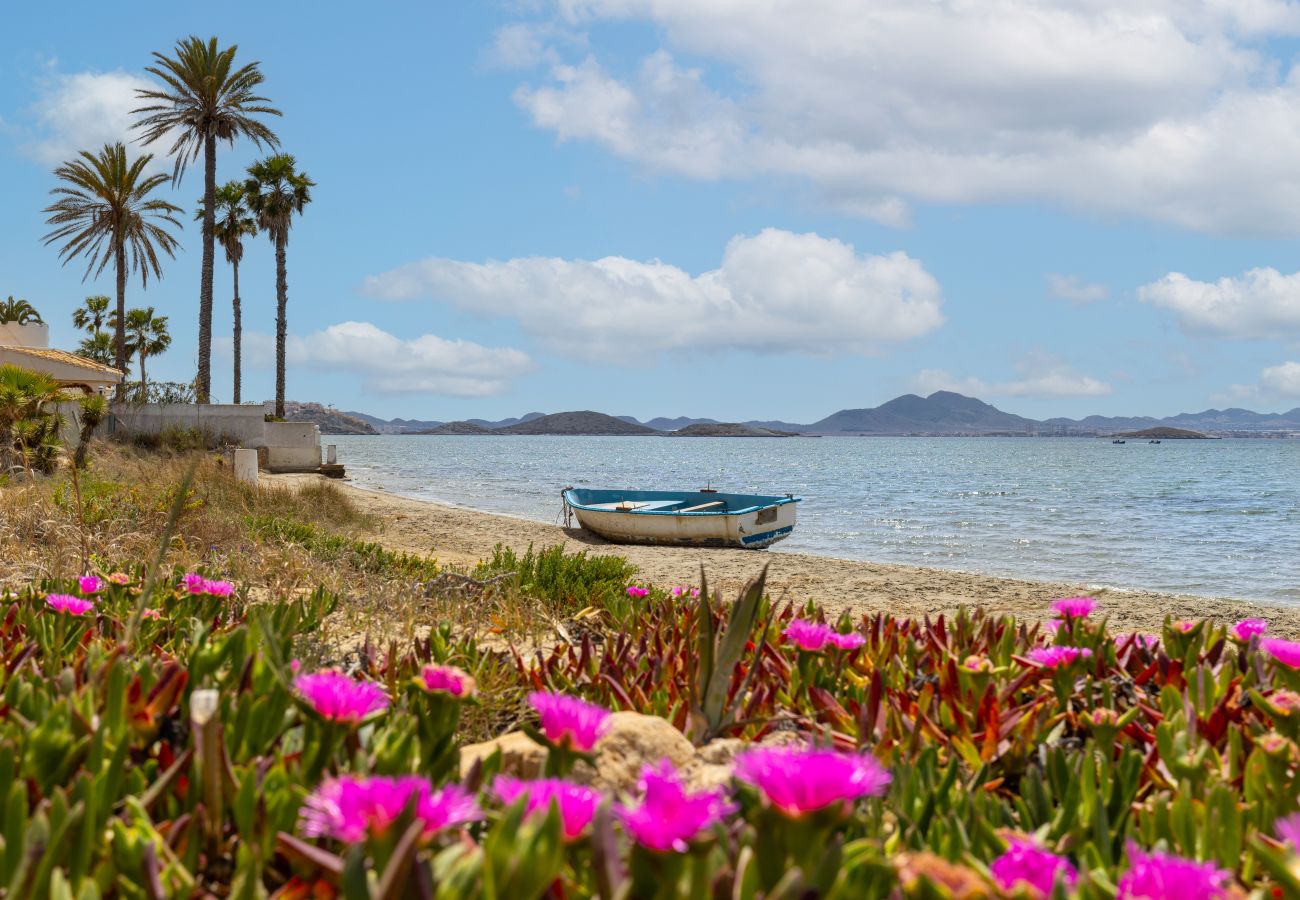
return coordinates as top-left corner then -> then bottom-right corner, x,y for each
268,473 -> 1300,635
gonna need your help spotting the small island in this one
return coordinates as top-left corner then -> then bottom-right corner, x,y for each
418,421 -> 495,435
670,422 -> 797,437
1112,426 -> 1211,439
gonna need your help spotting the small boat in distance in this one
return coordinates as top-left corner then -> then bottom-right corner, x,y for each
562,488 -> 800,549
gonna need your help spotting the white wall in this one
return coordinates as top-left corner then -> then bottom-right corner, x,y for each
0,322 -> 50,348
107,403 -> 322,472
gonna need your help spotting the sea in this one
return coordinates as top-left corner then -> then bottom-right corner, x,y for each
328,435 -> 1300,605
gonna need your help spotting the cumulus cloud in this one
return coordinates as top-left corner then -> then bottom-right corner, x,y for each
236,322 -> 534,395
913,353 -> 1113,399
1261,360 -> 1300,395
1047,274 -> 1109,304
362,228 -> 945,361
1137,267 -> 1300,338
21,70 -> 154,166
507,1 -> 1300,233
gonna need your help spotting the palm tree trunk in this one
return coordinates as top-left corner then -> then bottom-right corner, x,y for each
275,236 -> 287,419
114,242 -> 127,375
232,259 -> 242,405
198,134 -> 217,404
139,347 -> 148,397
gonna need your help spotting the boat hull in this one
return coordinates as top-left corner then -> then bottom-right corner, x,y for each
563,489 -> 799,549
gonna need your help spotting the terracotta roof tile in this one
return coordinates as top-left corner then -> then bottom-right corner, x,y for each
0,345 -> 124,379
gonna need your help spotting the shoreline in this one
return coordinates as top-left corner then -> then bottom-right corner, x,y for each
267,473 -> 1300,635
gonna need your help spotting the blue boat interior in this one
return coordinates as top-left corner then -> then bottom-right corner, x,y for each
563,488 -> 799,515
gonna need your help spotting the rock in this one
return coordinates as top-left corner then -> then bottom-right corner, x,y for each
459,730 -> 546,780
578,711 -> 697,796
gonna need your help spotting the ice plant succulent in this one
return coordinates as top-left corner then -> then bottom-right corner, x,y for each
299,775 -> 481,843
529,691 -> 611,751
294,671 -> 390,723
617,761 -> 736,852
493,777 -> 601,841
1116,844 -> 1233,899
1275,813 -> 1300,850
733,746 -> 891,817
783,619 -> 866,652
989,837 -> 1078,897
1233,618 -> 1267,642
1026,646 -> 1092,668
181,573 -> 235,597
1050,596 -> 1097,619
626,585 -> 649,599
1263,638 -> 1300,669
46,594 -> 95,616
670,586 -> 700,599
418,664 -> 475,698
78,575 -> 102,595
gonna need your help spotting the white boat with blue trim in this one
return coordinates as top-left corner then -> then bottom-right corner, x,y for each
562,488 -> 800,549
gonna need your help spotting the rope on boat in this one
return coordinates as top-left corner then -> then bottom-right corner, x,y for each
560,486 -> 574,528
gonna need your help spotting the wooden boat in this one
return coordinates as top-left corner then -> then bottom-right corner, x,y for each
562,488 -> 800,549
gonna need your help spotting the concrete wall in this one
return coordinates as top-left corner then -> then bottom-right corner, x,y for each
107,403 -> 322,472
264,422 -> 321,471
0,322 -> 49,348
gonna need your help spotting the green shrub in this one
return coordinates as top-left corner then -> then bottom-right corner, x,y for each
472,543 -> 638,616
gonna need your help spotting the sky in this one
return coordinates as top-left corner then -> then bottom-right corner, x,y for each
4,1 -> 1300,424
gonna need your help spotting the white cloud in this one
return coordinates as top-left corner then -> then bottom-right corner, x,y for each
1137,267 -> 1300,338
21,70 -> 155,166
1261,360 -> 1300,395
236,322 -> 535,395
508,1 -> 1300,233
913,353 -> 1113,398
362,228 -> 945,361
1047,274 -> 1109,304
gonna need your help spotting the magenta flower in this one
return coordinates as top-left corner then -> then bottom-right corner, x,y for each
990,837 -> 1078,897
1233,619 -> 1267,642
1276,813 -> 1300,850
295,671 -> 390,723
1117,844 -> 1233,899
670,586 -> 700,599
494,776 -> 602,841
299,775 -> 481,843
626,586 -> 649,599
1050,596 -> 1097,619
783,619 -> 865,652
141,608 -> 162,621
1264,638 -> 1300,669
419,664 -> 475,698
1026,646 -> 1092,669
182,572 -> 207,594
78,575 -> 102,595
46,594 -> 95,616
733,746 -> 891,817
617,761 -> 736,852
1172,620 -> 1197,634
529,691 -> 611,751
180,573 -> 234,597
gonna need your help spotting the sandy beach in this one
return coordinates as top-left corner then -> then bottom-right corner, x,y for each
266,474 -> 1300,635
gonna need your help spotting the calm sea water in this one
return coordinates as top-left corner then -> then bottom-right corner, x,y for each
329,435 -> 1300,605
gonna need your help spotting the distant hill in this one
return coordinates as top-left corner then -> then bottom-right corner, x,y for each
466,412 -> 546,430
645,416 -> 721,431
418,421 -> 495,435
672,423 -> 796,437
1115,426 -> 1210,439
342,411 -> 442,434
807,391 -> 1036,435
283,402 -> 378,435
498,411 -> 662,435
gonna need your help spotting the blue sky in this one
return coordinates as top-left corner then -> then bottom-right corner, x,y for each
4,1 -> 1300,424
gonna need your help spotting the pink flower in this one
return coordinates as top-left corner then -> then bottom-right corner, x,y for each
670,586 -> 700,599
78,575 -> 102,595
299,775 -> 481,843
1233,619 -> 1267,642
1050,596 -> 1097,619
107,572 -> 131,586
626,586 -> 649,599
528,692 -> 611,751
1117,844 -> 1233,899
1026,646 -> 1092,669
990,838 -> 1078,898
180,573 -> 234,597
1173,620 -> 1197,634
1264,638 -> 1300,669
419,664 -> 475,698
616,761 -> 736,852
494,776 -> 601,841
733,746 -> 891,817
295,671 -> 390,723
1276,813 -> 1300,850
182,572 -> 207,595
141,608 -> 162,620
46,594 -> 95,616
783,619 -> 865,652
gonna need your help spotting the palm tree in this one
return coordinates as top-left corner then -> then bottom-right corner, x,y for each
77,332 -> 115,366
0,364 -> 66,474
72,294 -> 111,339
43,143 -> 182,372
120,306 -> 172,397
199,181 -> 257,403
0,297 -> 43,325
134,36 -> 281,404
245,154 -> 313,419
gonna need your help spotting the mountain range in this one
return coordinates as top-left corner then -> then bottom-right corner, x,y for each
335,392 -> 1300,437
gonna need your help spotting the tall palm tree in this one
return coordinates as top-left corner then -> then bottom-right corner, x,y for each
0,297 -> 43,325
245,154 -> 313,419
134,36 -> 280,404
77,332 -> 115,366
43,143 -> 182,372
198,181 -> 257,403
72,294 -> 111,339
120,306 -> 171,397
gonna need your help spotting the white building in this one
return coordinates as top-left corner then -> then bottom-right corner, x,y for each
0,322 -> 123,396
